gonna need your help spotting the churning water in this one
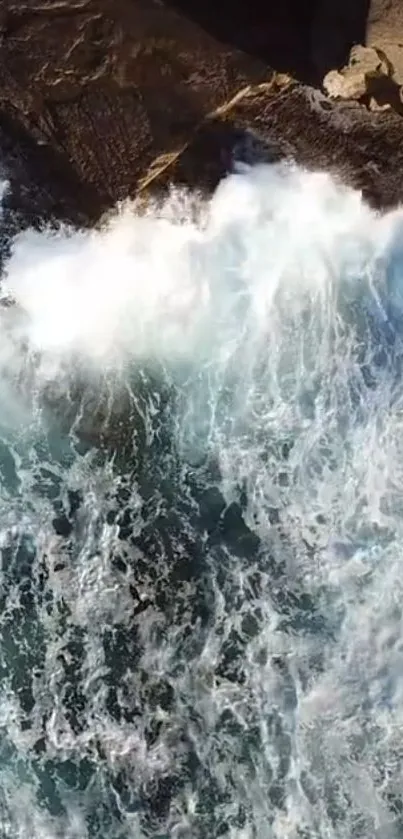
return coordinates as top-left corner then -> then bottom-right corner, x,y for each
1,162 -> 403,838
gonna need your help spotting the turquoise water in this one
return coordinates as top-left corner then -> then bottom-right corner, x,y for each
0,164 -> 403,837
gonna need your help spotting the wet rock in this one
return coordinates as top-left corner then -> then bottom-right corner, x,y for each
0,0 -> 402,228
147,77 -> 403,210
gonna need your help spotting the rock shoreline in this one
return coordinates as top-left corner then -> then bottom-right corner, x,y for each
0,0 -> 402,231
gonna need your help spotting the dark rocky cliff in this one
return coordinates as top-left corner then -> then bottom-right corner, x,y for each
0,0 -> 402,230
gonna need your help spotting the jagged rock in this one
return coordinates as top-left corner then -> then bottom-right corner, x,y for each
323,68 -> 368,102
323,46 -> 388,101
0,0 -> 402,232
145,79 -> 403,211
323,43 -> 403,116
0,0 -> 267,226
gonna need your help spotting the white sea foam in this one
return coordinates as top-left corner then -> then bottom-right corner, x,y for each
0,163 -> 403,837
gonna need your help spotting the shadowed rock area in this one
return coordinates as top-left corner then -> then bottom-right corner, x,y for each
0,0 -> 402,232
168,0 -> 371,83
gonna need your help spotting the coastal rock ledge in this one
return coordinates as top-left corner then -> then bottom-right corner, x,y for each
0,0 -> 402,229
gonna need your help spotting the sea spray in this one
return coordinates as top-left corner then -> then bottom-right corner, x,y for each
0,163 -> 402,837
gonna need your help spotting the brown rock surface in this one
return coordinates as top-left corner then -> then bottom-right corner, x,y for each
366,0 -> 403,104
323,45 -> 388,100
0,0 -> 269,228
318,1 -> 403,117
146,77 -> 403,211
0,0 -> 402,233
367,0 -> 403,74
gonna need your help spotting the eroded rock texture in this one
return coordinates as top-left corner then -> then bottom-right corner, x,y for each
0,0 -> 267,226
0,0 -> 401,229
